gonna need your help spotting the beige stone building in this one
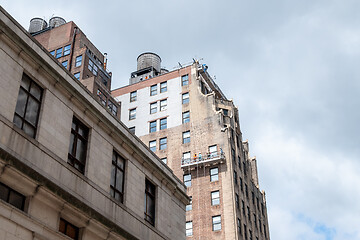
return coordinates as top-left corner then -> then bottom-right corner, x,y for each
0,7 -> 188,240
112,54 -> 271,239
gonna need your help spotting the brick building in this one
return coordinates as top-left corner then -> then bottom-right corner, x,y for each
112,54 -> 271,239
0,7 -> 188,240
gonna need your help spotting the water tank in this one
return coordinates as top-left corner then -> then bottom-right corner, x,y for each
137,52 -> 161,73
29,18 -> 47,34
49,16 -> 66,28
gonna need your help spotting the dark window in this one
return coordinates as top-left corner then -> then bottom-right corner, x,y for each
223,109 -> 228,116
68,116 -> 89,174
63,44 -> 71,56
237,218 -> 242,234
129,108 -> 136,120
232,148 -> 236,163
245,184 -> 248,198
59,218 -> 79,240
257,197 -> 260,210
212,215 -> 221,231
62,60 -> 68,69
96,89 -> 106,106
234,170 -> 238,185
110,151 -> 125,203
210,167 -> 219,182
252,191 -> 255,205
186,221 -> 193,236
159,137 -> 167,150
144,179 -> 156,225
242,200 -> 245,215
183,174 -> 191,187
160,118 -> 167,130
149,121 -> 157,133
244,224 -> 247,240
247,206 -> 251,221
160,99 -> 167,111
74,72 -> 80,80
238,156 -> 241,170
182,111 -> 190,123
55,47 -> 63,58
182,92 -> 189,104
249,230 -> 253,240
235,193 -> 239,209
75,55 -> 82,67
181,74 -> 189,86
107,101 -> 118,116
211,190 -> 220,206
129,127 -> 135,134
243,161 -> 247,176
254,214 -> 257,229
149,140 -> 156,152
182,131 -> 190,144
259,219 -> 262,233
264,224 -> 267,238
160,81 -> 167,93
88,59 -> 98,76
161,158 -> 167,164
130,91 -> 137,102
150,102 -> 157,114
13,73 -> 43,138
150,84 -> 157,96
0,182 -> 25,210
186,197 -> 192,211
261,203 -> 265,216
50,50 -> 55,56
240,177 -> 243,192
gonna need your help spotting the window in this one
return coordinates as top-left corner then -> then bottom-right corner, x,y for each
130,91 -> 137,102
63,44 -> 71,56
211,190 -> 220,206
0,182 -> 25,210
182,131 -> 190,144
212,215 -> 221,231
249,230 -> 253,240
129,127 -> 135,134
160,118 -> 167,130
257,197 -> 260,210
62,60 -> 68,69
149,121 -> 157,133
88,59 -> 98,76
264,224 -> 267,238
245,184 -> 248,198
210,167 -> 219,182
97,89 -> 106,106
159,137 -> 167,150
238,156 -> 241,170
240,177 -> 243,192
182,92 -> 189,104
107,101 -> 118,116
235,193 -> 239,209
161,158 -> 167,164
50,50 -> 55,56
243,161 -> 247,176
150,102 -> 157,114
68,117 -> 89,174
160,99 -> 167,111
261,203 -> 265,216
181,74 -> 189,86
244,225 -> 247,240
254,214 -> 257,229
209,145 -> 217,158
252,191 -> 255,205
186,197 -> 192,211
183,152 -> 191,162
247,206 -> 251,221
234,171 -> 238,185
74,72 -> 80,80
237,218 -> 242,234
232,148 -> 236,162
55,47 -> 63,58
59,218 -> 79,240
150,84 -> 157,96
259,219 -> 262,233
149,140 -> 156,152
183,174 -> 191,187
129,108 -> 136,120
110,151 -> 125,203
144,179 -> 156,225
242,200 -> 245,215
160,81 -> 167,93
182,111 -> 190,123
186,221 -> 193,236
13,73 -> 43,138
75,55 -> 82,67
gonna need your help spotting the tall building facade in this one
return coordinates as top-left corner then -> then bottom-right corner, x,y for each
112,54 -> 270,239
0,7 -> 188,240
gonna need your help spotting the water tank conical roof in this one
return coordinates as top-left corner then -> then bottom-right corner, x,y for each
137,52 -> 161,73
29,18 -> 47,33
49,16 -> 66,28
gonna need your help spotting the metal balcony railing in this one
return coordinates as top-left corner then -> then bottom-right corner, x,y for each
181,151 -> 225,168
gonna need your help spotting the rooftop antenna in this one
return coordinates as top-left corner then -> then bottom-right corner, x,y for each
178,62 -> 183,68
104,53 -> 108,70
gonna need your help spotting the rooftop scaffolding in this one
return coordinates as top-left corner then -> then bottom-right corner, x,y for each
181,151 -> 226,169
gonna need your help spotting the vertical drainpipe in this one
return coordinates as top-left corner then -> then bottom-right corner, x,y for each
68,26 -> 78,72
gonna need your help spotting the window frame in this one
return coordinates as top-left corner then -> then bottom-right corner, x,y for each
55,47 -> 63,59
211,190 -> 220,206
160,81 -> 167,93
110,151 -> 125,203
160,117 -> 167,130
182,131 -> 190,144
62,60 -> 68,69
149,120 -> 157,133
150,102 -> 157,114
212,215 -> 222,231
186,196 -> 192,211
159,137 -> 167,150
149,140 -> 156,152
59,218 -> 79,240
181,74 -> 189,86
183,173 -> 191,187
107,100 -> 118,116
144,179 -> 156,225
75,55 -> 82,67
63,44 -> 71,56
129,108 -> 136,120
210,167 -> 219,182
67,116 -> 89,174
96,89 -> 106,106
13,73 -> 43,138
182,111 -> 190,123
160,99 -> 167,111
130,91 -> 137,102
0,182 -> 25,211
186,221 -> 193,236
150,84 -> 157,96
182,92 -> 189,104
74,72 -> 80,80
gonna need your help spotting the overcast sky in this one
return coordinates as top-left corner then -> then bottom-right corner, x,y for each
2,1 -> 360,239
